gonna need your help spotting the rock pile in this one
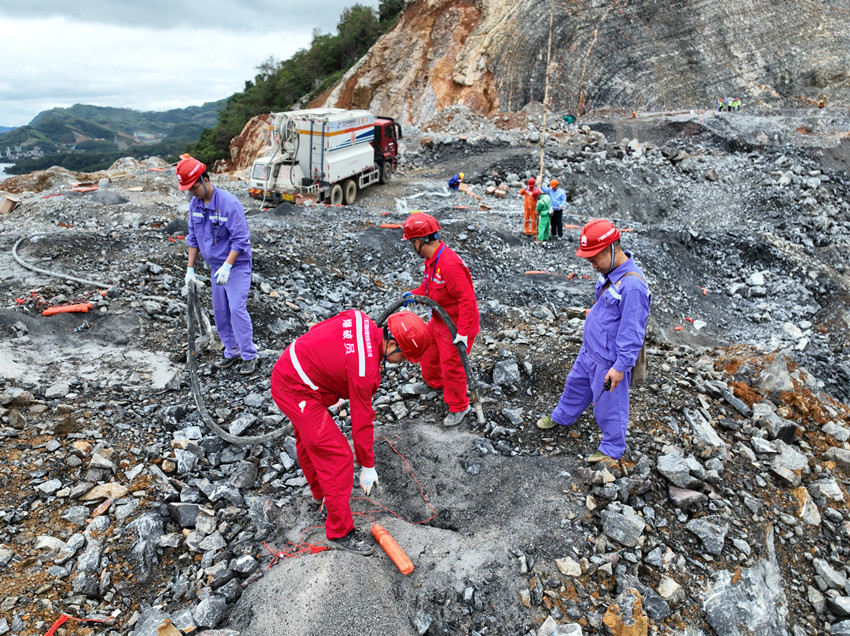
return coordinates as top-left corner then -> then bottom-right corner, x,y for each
0,108 -> 848,635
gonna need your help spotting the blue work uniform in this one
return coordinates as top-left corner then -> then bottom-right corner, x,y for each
550,252 -> 651,458
187,186 -> 257,362
448,174 -> 461,190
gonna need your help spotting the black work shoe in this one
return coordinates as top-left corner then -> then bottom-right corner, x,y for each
214,356 -> 238,369
312,497 -> 327,517
239,358 -> 257,375
412,382 -> 437,394
329,529 -> 373,556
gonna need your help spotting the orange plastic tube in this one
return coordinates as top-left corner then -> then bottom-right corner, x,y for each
371,524 -> 414,575
41,303 -> 93,316
380,223 -> 402,229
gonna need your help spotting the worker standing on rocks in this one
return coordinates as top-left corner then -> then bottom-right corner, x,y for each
536,191 -> 552,242
402,212 -> 480,427
179,156 -> 257,375
536,219 -> 651,464
270,310 -> 430,555
541,179 -> 566,240
519,177 -> 542,237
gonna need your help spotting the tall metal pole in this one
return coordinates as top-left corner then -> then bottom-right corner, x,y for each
538,0 -> 555,184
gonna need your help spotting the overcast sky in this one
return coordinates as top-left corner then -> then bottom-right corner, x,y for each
0,0 -> 380,127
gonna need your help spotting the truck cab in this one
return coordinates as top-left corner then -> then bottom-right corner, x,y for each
373,117 -> 403,182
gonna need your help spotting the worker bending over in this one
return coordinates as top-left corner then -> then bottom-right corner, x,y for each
402,212 -> 480,427
270,310 -> 429,555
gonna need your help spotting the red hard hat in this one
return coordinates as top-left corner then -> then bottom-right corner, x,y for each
401,212 -> 441,241
387,311 -> 429,363
176,157 -> 206,190
527,177 -> 536,186
576,219 -> 621,257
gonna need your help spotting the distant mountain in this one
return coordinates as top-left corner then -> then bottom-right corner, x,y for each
0,102 -> 223,173
0,126 -> 14,133
1,102 -> 221,154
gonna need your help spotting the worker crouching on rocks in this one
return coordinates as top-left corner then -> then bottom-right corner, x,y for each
537,219 -> 651,464
270,310 -> 430,555
179,156 -> 257,375
402,212 -> 480,427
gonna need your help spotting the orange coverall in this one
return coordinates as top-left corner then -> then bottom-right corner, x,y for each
520,185 -> 542,235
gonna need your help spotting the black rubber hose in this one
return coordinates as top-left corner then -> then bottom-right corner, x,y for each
186,281 -> 291,445
376,294 -> 486,425
14,234 -> 116,289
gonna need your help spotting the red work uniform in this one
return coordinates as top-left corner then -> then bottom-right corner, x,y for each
270,309 -> 382,540
409,242 -> 480,413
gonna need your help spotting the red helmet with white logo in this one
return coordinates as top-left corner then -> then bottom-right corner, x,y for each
387,311 -> 429,363
176,157 -> 206,190
576,219 -> 621,257
401,212 -> 441,241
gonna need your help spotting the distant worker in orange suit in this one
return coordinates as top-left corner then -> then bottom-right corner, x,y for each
818,95 -> 826,108
401,212 -> 480,428
519,177 -> 542,237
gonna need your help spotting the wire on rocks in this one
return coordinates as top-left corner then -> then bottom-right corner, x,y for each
263,527 -> 329,568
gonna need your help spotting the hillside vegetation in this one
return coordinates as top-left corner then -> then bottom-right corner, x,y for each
187,0 -> 406,166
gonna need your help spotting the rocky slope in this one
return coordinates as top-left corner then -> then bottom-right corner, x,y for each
319,0 -> 850,126
0,107 -> 849,636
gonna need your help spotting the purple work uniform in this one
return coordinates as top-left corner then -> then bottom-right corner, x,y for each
187,187 -> 256,362
550,252 -> 650,458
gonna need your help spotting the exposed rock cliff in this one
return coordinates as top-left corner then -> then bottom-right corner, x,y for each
320,0 -> 850,126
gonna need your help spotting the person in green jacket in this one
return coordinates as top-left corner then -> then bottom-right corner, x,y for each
536,193 -> 552,241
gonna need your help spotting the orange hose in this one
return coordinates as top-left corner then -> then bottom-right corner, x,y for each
380,223 -> 402,229
41,303 -> 93,316
371,524 -> 414,575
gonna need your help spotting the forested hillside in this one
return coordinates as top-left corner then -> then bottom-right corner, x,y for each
186,0 -> 405,165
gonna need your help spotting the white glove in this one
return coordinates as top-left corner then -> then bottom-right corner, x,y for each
359,466 -> 378,496
453,333 -> 468,348
185,266 -> 197,284
214,263 -> 232,285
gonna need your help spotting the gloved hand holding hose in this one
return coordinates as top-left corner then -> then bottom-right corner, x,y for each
401,291 -> 415,307
359,465 -> 378,495
185,266 -> 197,284
452,333 -> 468,349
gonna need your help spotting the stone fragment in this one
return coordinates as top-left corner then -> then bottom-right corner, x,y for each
668,486 -> 706,509
603,588 -> 648,636
556,556 -> 582,577
81,482 -> 128,501
686,516 -> 728,555
823,447 -> 850,470
601,505 -> 646,547
193,594 -> 227,628
812,557 -> 847,589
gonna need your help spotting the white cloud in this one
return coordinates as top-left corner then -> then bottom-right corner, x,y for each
0,0 -> 380,126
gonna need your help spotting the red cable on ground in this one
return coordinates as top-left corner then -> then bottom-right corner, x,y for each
263,526 -> 329,568
352,435 -> 438,525
264,436 -> 437,568
43,613 -> 112,636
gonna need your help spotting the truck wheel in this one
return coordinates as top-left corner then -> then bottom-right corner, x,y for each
343,179 -> 357,205
330,184 -> 344,205
380,162 -> 393,184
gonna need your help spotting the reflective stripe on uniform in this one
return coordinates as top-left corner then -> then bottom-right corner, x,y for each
354,310 -> 366,377
289,341 -> 318,390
